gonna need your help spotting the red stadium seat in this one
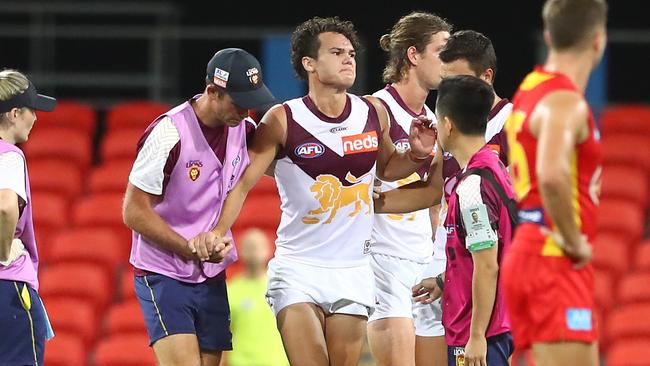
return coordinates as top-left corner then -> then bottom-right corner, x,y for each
600,164 -> 647,205
233,194 -> 282,232
36,100 -> 96,137
94,334 -> 157,366
249,175 -> 278,197
31,191 -> 68,240
49,228 -> 124,279
607,338 -> 650,366
101,129 -> 144,163
593,232 -> 631,275
106,100 -> 170,132
39,263 -> 112,313
635,241 -> 650,271
22,128 -> 93,170
104,300 -> 147,336
594,269 -> 615,312
45,298 -> 97,347
88,159 -> 133,194
43,332 -> 87,366
606,303 -> 650,341
72,193 -> 131,246
618,272 -> 650,305
597,199 -> 645,244
28,161 -> 83,203
601,104 -> 650,136
120,267 -> 136,302
601,134 -> 650,171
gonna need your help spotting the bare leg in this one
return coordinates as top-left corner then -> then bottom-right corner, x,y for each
277,303 -> 329,366
368,317 -> 416,366
200,350 -> 222,366
325,313 -> 367,366
152,334 -> 202,366
532,342 -> 598,366
415,335 -> 448,366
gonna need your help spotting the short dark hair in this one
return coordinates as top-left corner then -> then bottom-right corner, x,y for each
439,30 -> 497,79
291,16 -> 361,80
543,0 -> 608,50
436,75 -> 494,136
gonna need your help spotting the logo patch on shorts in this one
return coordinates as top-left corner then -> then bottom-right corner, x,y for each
363,239 -> 371,254
566,308 -> 592,331
453,347 -> 465,366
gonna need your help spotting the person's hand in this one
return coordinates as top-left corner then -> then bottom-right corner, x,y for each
187,231 -> 220,261
464,335 -> 487,366
207,236 -> 234,263
373,179 -> 383,200
412,277 -> 442,304
409,115 -> 437,159
541,227 -> 592,269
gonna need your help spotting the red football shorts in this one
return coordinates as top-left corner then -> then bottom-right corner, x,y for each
501,247 -> 598,350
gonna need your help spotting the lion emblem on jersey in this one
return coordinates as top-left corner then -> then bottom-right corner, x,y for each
302,172 -> 371,224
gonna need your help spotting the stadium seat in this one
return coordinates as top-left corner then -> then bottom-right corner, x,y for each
635,241 -> 650,270
22,128 -> 93,170
88,159 -> 133,194
595,269 -> 615,311
43,332 -> 87,366
72,193 -> 131,246
232,194 -> 282,232
249,175 -> 278,197
601,134 -> 650,171
49,228 -> 124,279
104,300 -> 147,336
39,263 -> 112,313
120,267 -> 136,302
94,334 -> 157,366
607,338 -> 650,366
601,104 -> 650,136
618,271 -> 650,305
31,191 -> 68,240
28,160 -> 83,203
101,128 -> 144,163
106,100 -> 170,132
606,303 -> 650,341
36,100 -> 97,138
601,164 -> 647,205
597,199 -> 645,245
45,298 -> 97,347
593,232 -> 631,275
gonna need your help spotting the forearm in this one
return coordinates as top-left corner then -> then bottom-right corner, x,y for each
539,172 -> 582,246
379,150 -> 429,182
0,208 -> 18,262
0,191 -> 19,262
124,204 -> 193,259
470,261 -> 498,337
374,180 -> 440,213
212,186 -> 248,237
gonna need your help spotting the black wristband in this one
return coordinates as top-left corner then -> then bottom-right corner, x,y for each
435,273 -> 444,291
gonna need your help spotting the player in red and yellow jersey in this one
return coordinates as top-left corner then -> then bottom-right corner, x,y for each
502,1 -> 607,366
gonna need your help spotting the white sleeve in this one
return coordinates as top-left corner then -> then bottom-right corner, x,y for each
457,175 -> 498,251
128,117 -> 180,195
0,151 -> 27,202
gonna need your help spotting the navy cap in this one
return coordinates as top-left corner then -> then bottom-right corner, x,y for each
0,81 -> 56,113
206,48 -> 276,110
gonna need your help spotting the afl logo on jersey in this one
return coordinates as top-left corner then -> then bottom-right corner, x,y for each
394,138 -> 410,152
295,142 -> 325,159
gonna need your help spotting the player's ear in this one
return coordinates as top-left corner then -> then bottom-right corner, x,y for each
543,30 -> 552,48
481,68 -> 494,85
302,56 -> 315,74
406,46 -> 419,66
